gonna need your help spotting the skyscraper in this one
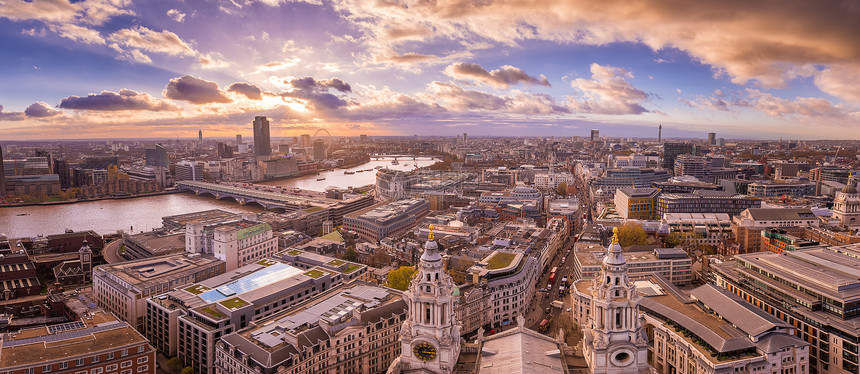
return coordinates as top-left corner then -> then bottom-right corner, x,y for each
198,129 -> 203,142
707,132 -> 716,145
463,132 -> 468,142
253,116 -> 271,157
312,139 -> 326,160
145,144 -> 168,168
236,134 -> 242,144
663,142 -> 694,171
658,124 -> 662,143
300,134 -> 311,148
0,146 -> 6,196
591,129 -> 600,142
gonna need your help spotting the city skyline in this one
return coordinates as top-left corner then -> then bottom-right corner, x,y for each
1,1 -> 859,140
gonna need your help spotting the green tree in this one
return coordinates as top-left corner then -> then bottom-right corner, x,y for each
384,266 -> 416,291
181,367 -> 194,374
342,247 -> 359,262
616,222 -> 648,247
556,182 -> 568,196
167,357 -> 183,373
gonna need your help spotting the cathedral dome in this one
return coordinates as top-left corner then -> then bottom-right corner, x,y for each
842,183 -> 858,194
420,225 -> 442,262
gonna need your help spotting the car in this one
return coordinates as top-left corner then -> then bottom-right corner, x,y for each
538,288 -> 547,292
545,307 -> 552,314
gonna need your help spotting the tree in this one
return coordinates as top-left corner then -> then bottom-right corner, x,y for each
167,357 -> 183,373
342,247 -> 359,262
181,367 -> 194,374
616,222 -> 648,247
556,182 -> 568,196
384,266 -> 416,291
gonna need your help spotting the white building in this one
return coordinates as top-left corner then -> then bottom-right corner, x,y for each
832,182 -> 860,229
534,171 -> 574,190
186,218 -> 278,271
390,227 -> 462,374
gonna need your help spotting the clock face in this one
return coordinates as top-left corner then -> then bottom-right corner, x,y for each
413,342 -> 437,361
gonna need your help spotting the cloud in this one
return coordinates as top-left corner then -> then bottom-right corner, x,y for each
166,9 -> 186,22
198,52 -> 231,69
814,65 -> 860,104
745,89 -> 858,120
288,77 -> 352,93
108,26 -> 196,56
49,23 -> 105,44
0,0 -> 132,25
569,63 -> 650,115
117,49 -> 153,64
58,89 -> 179,111
428,82 -> 507,111
163,75 -> 232,104
445,63 -> 550,88
21,27 -> 47,37
0,105 -> 26,121
333,0 -> 860,100
426,82 -> 569,114
280,77 -> 353,110
379,52 -> 437,64
25,102 -> 62,117
254,58 -> 301,73
227,82 -> 263,100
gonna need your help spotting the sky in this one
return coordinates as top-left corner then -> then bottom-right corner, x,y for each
1,0 -> 859,141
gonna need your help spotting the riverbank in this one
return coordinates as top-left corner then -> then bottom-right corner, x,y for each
0,189 -> 183,208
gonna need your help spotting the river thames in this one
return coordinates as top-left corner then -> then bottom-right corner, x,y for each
0,156 -> 437,238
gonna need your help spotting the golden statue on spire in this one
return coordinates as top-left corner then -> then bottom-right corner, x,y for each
428,224 -> 434,241
611,226 -> 619,244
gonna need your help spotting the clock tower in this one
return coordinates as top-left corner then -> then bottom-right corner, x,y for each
582,227 -> 651,374
398,225 -> 461,374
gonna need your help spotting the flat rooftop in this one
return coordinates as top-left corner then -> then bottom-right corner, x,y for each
125,231 -> 185,254
735,245 -> 860,302
0,312 -> 147,369
94,253 -> 223,289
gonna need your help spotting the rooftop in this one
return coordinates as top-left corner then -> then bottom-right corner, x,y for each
94,253 -> 223,289
0,312 -> 149,369
477,327 -> 565,374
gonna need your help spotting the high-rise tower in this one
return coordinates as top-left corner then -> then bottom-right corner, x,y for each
253,116 -> 271,157
657,124 -> 662,143
582,227 -> 650,374
398,225 -> 461,374
198,129 -> 202,142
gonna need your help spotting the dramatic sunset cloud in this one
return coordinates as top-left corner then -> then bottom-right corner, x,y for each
1,0 -> 859,139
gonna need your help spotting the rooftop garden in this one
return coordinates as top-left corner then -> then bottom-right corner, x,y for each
184,284 -> 210,295
327,259 -> 346,267
304,269 -> 325,278
256,259 -> 277,267
287,249 -> 303,256
220,297 -> 250,309
486,252 -> 517,270
199,306 -> 225,319
304,206 -> 324,213
345,264 -> 361,274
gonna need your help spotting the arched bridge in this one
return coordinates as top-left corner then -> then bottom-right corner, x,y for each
176,181 -> 327,211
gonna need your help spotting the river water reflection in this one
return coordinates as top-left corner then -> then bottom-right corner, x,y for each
0,156 -> 436,238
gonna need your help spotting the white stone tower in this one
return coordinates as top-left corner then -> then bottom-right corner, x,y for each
833,178 -> 860,230
583,227 -> 650,374
398,225 -> 462,374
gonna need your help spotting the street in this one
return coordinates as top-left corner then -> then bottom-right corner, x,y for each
524,236 -> 579,336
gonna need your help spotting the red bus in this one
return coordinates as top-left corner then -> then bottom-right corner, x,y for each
538,318 -> 551,333
548,267 -> 558,284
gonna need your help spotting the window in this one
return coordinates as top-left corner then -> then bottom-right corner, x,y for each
43,365 -> 52,372
136,366 -> 148,373
25,369 -> 34,374
92,355 -> 100,363
121,349 -> 128,357
60,362 -> 69,370
91,369 -> 103,374
121,360 -> 132,368
137,345 -> 145,353
77,358 -> 85,366
108,352 -> 115,359
137,357 -> 148,364
106,364 -> 118,371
